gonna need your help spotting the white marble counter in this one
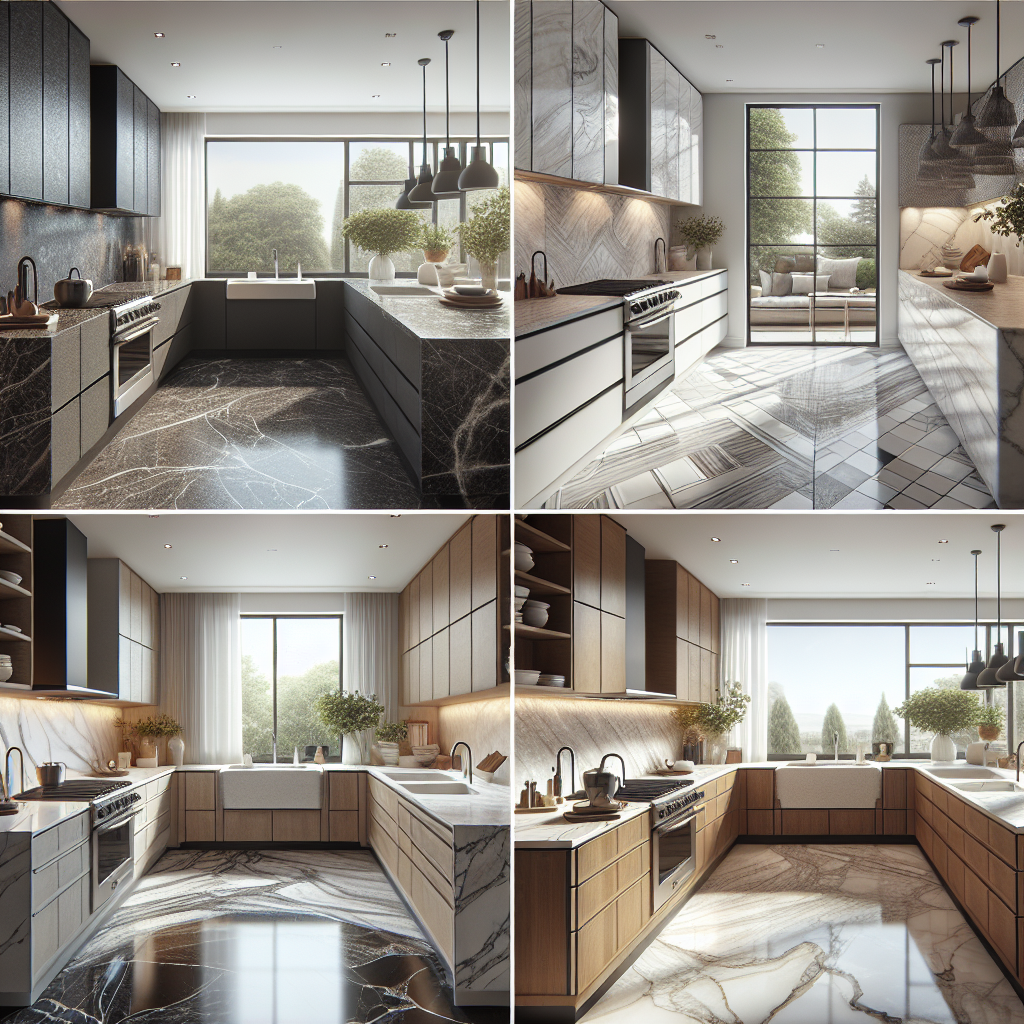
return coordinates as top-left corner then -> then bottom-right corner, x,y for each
904,271 -> 1023,332
916,761 -> 1024,833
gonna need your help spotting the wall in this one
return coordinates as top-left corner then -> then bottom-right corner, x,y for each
900,206 -> 1024,279
0,198 -> 144,306
205,111 -> 510,137
437,698 -> 511,787
514,179 -> 671,286
769,597 -> 1024,623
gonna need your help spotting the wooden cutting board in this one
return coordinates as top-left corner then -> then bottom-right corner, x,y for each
944,280 -> 994,292
959,244 -> 991,272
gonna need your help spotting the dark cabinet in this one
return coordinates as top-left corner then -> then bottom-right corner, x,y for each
8,0 -> 43,201
42,1 -> 69,206
133,85 -> 148,213
0,5 -> 8,196
147,98 -> 161,216
68,22 -> 90,208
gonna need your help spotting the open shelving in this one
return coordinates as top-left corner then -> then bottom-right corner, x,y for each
0,516 -> 33,694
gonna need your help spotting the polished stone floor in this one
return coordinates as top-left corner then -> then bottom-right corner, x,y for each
582,843 -> 1023,1024
55,358 -> 422,509
552,347 -> 996,510
0,849 -> 480,1023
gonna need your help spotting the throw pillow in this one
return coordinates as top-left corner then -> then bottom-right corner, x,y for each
771,272 -> 793,296
758,269 -> 772,295
793,255 -> 815,273
817,255 -> 859,290
792,273 -> 832,294
774,256 -> 796,274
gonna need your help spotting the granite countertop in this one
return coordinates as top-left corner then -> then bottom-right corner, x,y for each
344,279 -> 511,342
902,270 -> 1023,332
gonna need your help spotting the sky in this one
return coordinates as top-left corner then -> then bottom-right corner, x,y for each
241,617 -> 342,688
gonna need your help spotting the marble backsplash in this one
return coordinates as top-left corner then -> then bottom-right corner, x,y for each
514,179 -> 671,288
0,198 -> 144,306
900,206 -> 1024,278
437,699 -> 511,787
514,696 -> 684,789
0,697 -> 121,789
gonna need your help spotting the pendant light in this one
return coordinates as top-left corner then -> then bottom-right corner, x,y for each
961,549 -> 985,690
996,630 -> 1024,682
976,0 -> 1019,137
950,17 -> 989,151
918,58 -> 947,182
431,29 -> 465,196
396,153 -> 433,209
978,524 -> 1008,687
927,43 -> 976,188
408,58 -> 438,204
459,1 -> 499,190
1012,631 -> 1024,677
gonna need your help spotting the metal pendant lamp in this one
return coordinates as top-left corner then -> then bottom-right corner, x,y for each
408,58 -> 438,204
977,0 -> 1019,137
396,156 -> 433,210
978,524 -> 1008,687
918,58 -> 947,181
996,631 -> 1024,682
961,549 -> 985,690
459,1 -> 499,190
928,44 -> 976,187
1012,118 -> 1024,149
431,30 -> 465,197
950,17 -> 990,151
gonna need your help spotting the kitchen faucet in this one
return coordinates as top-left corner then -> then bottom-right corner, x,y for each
451,741 -> 473,784
5,746 -> 25,798
1016,739 -> 1024,784
272,731 -> 277,764
833,730 -> 840,762
272,249 -> 279,279
599,752 -> 627,780
654,237 -> 666,274
554,745 -> 577,798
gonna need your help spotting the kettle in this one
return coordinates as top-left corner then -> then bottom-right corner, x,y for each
53,268 -> 93,308
582,753 -> 626,807
36,761 -> 67,787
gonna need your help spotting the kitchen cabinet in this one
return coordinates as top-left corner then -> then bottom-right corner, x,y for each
133,773 -> 173,877
67,22 -> 90,209
572,516 -> 625,693
41,1 -> 68,206
0,6 -> 8,197
147,98 -> 161,216
8,0 -> 43,201
181,771 -> 217,843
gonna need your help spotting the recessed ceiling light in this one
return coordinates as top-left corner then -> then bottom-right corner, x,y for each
379,544 -> 389,549
381,62 -> 391,67
385,32 -> 397,38
726,79 -> 734,82
926,581 -> 936,585
729,559 -> 738,564
705,34 -> 716,40
163,544 -> 172,549
179,576 -> 187,580
741,583 -> 751,587
371,94 -> 381,98
391,514 -> 402,518
154,32 -> 165,38
186,94 -> 196,99
368,575 -> 377,580
715,44 -> 724,49
816,43 -> 825,48
267,549 -> 277,552
171,62 -> 180,67
148,515 -> 160,518
711,537 -> 721,543
938,539 -> 948,544
272,45 -> 283,49
830,549 -> 839,553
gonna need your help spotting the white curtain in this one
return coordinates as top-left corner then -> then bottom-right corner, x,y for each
721,598 -> 769,762
160,593 -> 242,764
341,593 -> 399,719
152,113 -> 207,279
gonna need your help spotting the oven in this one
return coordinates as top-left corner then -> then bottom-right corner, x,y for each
652,804 -> 698,910
112,315 -> 158,418
91,807 -> 137,912
624,301 -> 676,417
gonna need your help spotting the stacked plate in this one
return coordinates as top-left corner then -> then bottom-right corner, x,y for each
0,570 -> 23,586
515,669 -> 541,686
538,674 -> 567,688
514,584 -> 530,623
0,654 -> 12,682
2,624 -> 22,633
439,287 -> 502,311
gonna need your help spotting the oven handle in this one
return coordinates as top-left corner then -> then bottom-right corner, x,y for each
112,317 -> 160,345
654,811 -> 696,836
94,808 -> 140,834
628,307 -> 675,332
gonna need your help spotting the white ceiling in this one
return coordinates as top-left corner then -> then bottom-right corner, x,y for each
55,1 -> 510,112
613,513 -> 1024,599
48,513 -> 469,592
604,1 -> 1024,94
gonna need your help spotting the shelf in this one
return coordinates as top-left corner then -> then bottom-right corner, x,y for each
0,530 -> 31,557
0,577 -> 30,600
0,626 -> 31,642
507,623 -> 571,641
515,521 -> 570,554
0,682 -> 37,697
514,570 -> 570,597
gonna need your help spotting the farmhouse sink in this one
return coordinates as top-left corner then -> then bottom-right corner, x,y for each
775,763 -> 882,808
928,767 -> 1001,779
948,780 -> 1024,794
225,279 -> 317,300
220,764 -> 322,809
369,284 -> 438,297
398,781 -> 476,795
377,769 -> 451,782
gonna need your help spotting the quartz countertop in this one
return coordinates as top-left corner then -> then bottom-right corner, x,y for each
900,270 -> 1023,332
344,279 -> 511,342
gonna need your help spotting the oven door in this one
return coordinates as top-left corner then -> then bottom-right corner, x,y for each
112,317 -> 158,418
624,307 -> 675,418
91,811 -> 137,912
652,810 -> 696,910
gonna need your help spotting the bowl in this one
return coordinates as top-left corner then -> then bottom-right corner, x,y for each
0,666 -> 12,682
515,669 -> 541,686
0,571 -> 23,586
514,585 -> 530,598
523,601 -> 550,628
514,542 -> 535,573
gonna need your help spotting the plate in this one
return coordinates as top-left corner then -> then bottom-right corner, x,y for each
439,298 -> 503,311
943,279 -> 994,292
2,625 -> 23,633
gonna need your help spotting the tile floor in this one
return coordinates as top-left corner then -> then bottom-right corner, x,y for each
582,843 -> 1024,1024
552,348 -> 996,510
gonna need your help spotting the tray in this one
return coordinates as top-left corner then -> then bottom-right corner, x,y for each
515,804 -> 559,814
917,269 -> 954,278
571,799 -> 627,814
438,297 -> 503,310
0,312 -> 59,329
653,768 -> 695,776
563,810 -> 621,822
944,279 -> 994,292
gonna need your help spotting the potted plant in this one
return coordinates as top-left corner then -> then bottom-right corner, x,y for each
118,714 -> 183,766
341,208 -> 423,281
419,224 -> 456,264
458,186 -> 510,291
675,214 -> 725,271
893,689 -> 982,761
375,720 -> 408,766
314,690 -> 384,764
974,182 -> 1024,282
672,681 -> 750,764
977,704 -> 1005,743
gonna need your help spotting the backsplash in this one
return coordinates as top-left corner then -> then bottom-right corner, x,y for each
0,697 -> 121,786
437,699 -> 511,787
900,206 -> 1024,278
0,198 -> 144,306
514,697 -> 683,789
514,179 -> 671,288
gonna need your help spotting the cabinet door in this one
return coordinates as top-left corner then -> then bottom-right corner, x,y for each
432,545 -> 450,631
688,575 -> 700,643
402,645 -> 420,705
675,638 -> 690,701
530,0 -> 572,177
41,2 -> 69,206
570,0 -> 605,184
151,589 -> 161,651
141,646 -> 153,704
68,22 -> 90,208
699,585 -> 712,650
649,46 -> 667,198
115,69 -> 134,211
676,74 -> 692,205
130,571 -> 143,641
690,87 -> 703,206
513,0 -> 532,170
133,85 -> 148,215
141,581 -> 152,648
573,601 -> 601,693
471,514 -> 497,609
407,575 -> 419,652
675,565 -> 690,641
432,627 -> 450,700
688,643 -> 701,701
471,602 -> 497,692
130,641 -> 143,703
603,4 -> 618,185
573,515 -> 601,609
118,635 -> 132,700
449,524 -> 472,623
0,5 -> 9,196
9,0 -> 43,200
449,613 -> 472,697
147,98 -> 161,216
700,649 -> 712,704
600,518 -> 626,617
710,594 -> 720,654
600,612 -> 626,693
419,637 -> 433,703
418,564 -> 432,643
664,63 -> 679,203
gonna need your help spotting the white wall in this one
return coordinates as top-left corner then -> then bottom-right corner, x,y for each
769,598 -> 1024,622
239,593 -> 355,614
205,111 -> 509,137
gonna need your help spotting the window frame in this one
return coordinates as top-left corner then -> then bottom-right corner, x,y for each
204,136 -> 509,278
766,621 -> 1018,760
240,613 -> 344,763
745,103 -> 880,348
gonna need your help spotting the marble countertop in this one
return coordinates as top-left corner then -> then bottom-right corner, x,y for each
901,270 -> 1023,332
916,762 -> 1024,833
344,279 -> 511,342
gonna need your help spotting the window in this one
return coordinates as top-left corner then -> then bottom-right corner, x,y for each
205,139 -> 509,277
747,105 -> 879,345
766,623 -> 1015,758
241,615 -> 343,762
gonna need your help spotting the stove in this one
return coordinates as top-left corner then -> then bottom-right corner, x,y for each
17,778 -> 141,824
616,777 -> 705,820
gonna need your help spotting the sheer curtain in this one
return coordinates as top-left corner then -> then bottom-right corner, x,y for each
160,593 -> 242,764
152,113 -> 206,279
341,593 -> 399,719
721,598 -> 769,762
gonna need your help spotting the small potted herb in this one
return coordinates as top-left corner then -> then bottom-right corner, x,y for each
458,186 -> 510,291
675,214 -> 725,270
314,690 -> 384,764
893,689 -> 982,761
341,208 -> 423,281
977,704 -> 1005,742
375,720 -> 408,766
420,224 -> 455,264
672,681 -> 750,763
118,714 -> 182,766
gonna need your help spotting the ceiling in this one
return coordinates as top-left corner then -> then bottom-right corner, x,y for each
612,513 -> 1024,599
47,513 -> 468,592
604,1 -> 1024,94
55,1 -> 510,112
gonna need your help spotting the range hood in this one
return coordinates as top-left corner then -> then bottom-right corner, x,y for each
577,688 -> 677,700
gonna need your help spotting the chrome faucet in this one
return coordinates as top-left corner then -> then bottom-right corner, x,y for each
1016,739 -> 1024,784
599,752 -> 627,780
5,746 -> 25,799
271,731 -> 277,764
554,745 -> 577,798
450,741 -> 473,784
654,237 -> 667,274
271,249 -> 279,279
833,731 -> 840,762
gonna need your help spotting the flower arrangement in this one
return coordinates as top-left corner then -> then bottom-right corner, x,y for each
675,214 -> 725,253
672,681 -> 750,739
315,690 -> 384,736
458,187 -> 511,266
375,720 -> 408,744
117,714 -> 182,738
974,183 -> 1024,246
977,704 -> 1006,740
893,689 -> 982,736
419,224 -> 455,260
341,208 -> 424,258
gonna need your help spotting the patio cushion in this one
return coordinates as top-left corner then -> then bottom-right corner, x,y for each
816,255 -> 860,289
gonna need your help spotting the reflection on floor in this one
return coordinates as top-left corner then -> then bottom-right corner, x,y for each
553,347 -> 996,510
55,358 -> 422,509
0,849 -> 479,1024
582,843 -> 1024,1024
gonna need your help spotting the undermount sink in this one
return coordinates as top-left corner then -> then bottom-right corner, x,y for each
220,763 -> 322,809
928,767 -> 1001,779
377,769 -> 450,782
948,780 -> 1023,793
225,279 -> 317,300
398,781 -> 476,795
369,284 -> 439,296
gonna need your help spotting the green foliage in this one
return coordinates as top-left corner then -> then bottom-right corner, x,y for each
673,681 -> 750,739
977,704 -> 1006,731
207,182 -> 330,272
871,694 -> 900,748
856,258 -> 877,289
767,694 -> 802,755
420,223 -> 455,253
851,175 -> 876,226
376,720 -> 408,743
974,183 -> 1024,246
675,215 -> 725,251
342,208 -> 423,258
459,186 -> 511,265
315,690 -> 384,736
121,714 -> 181,738
894,688 -> 982,736
820,703 -> 849,755
748,108 -> 812,243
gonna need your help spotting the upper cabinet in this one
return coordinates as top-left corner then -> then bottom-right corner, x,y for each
90,65 -> 161,216
515,0 -> 619,185
1,1 -> 90,209
619,38 -> 703,204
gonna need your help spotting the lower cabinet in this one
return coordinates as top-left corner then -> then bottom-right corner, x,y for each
133,773 -> 173,876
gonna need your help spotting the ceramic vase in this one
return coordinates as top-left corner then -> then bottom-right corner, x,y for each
167,735 -> 184,767
342,730 -> 372,764
930,732 -> 957,762
988,252 -> 1008,283
378,741 -> 401,766
479,261 -> 498,291
368,254 -> 396,281
696,248 -> 713,271
979,725 -> 1001,742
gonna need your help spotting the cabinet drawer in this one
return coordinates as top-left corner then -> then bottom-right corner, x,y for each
963,866 -> 989,932
32,900 -> 60,974
369,799 -> 398,845
987,889 -> 1016,970
329,773 -> 360,810
398,805 -> 453,879
272,810 -> 320,843
57,875 -> 85,948
369,814 -> 398,875
58,813 -> 87,851
988,852 -> 1017,913
987,819 -> 1016,867
184,772 -> 216,810
328,810 -> 359,843
405,851 -> 455,964
577,816 -> 646,883
368,777 -> 398,820
184,810 -> 215,842
576,842 -> 648,927
223,809 -> 273,843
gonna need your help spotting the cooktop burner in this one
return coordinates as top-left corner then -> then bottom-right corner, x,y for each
17,779 -> 132,801
615,778 -> 693,802
557,279 -> 664,297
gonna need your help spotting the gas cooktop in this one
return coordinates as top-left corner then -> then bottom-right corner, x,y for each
557,279 -> 665,297
17,779 -> 132,801
616,778 -> 693,802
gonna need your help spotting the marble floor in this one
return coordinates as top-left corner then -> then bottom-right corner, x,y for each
550,347 -> 996,510
0,849 -> 486,1024
54,358 -> 423,510
582,843 -> 1024,1024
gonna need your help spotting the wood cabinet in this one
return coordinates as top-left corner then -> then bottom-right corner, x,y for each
181,771 -> 217,843
133,773 -> 173,876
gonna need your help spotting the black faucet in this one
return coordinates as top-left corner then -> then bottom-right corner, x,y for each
17,256 -> 37,304
654,237 -> 667,274
554,746 -> 577,798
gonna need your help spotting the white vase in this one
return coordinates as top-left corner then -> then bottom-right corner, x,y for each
696,248 -> 713,271
479,261 -> 498,292
988,252 -> 1008,284
368,254 -> 396,281
342,730 -> 372,764
930,732 -> 957,762
167,736 -> 184,767
378,741 -> 400,766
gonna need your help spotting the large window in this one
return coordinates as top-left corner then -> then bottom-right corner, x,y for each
767,623 -> 1017,758
206,139 -> 509,277
241,615 -> 343,763
747,105 -> 879,345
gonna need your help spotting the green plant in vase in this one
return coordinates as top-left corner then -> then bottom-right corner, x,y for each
974,183 -> 1024,246
976,704 -> 1005,742
118,713 -> 182,765
315,690 -> 384,764
675,214 -> 725,270
458,186 -> 510,291
419,223 -> 456,263
375,720 -> 408,767
341,208 -> 423,281
672,681 -> 750,763
893,688 -> 982,761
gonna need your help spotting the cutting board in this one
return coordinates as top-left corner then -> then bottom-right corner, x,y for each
0,312 -> 58,329
959,244 -> 991,272
944,280 -> 994,292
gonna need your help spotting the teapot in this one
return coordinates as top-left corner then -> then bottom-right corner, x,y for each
582,753 -> 626,807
